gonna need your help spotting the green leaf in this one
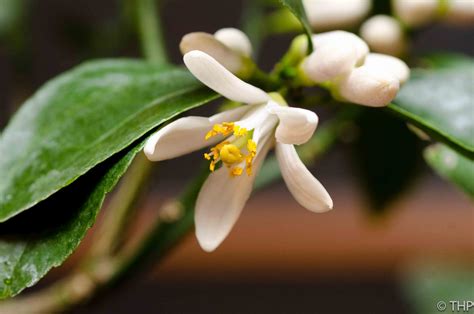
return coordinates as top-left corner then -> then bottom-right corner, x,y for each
389,57 -> 474,157
0,0 -> 25,38
278,0 -> 313,53
424,144 -> 474,197
0,59 -> 218,222
353,109 -> 422,213
0,140 -> 144,299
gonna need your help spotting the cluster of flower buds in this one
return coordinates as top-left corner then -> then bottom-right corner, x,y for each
360,15 -> 406,57
302,0 -> 372,31
300,31 -> 410,107
180,28 -> 255,78
393,0 -> 474,27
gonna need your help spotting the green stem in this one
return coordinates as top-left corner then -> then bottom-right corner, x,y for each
136,0 -> 168,64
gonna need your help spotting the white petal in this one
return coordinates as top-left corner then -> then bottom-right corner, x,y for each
363,53 -> 410,84
214,28 -> 252,57
393,0 -> 438,27
144,106 -> 251,161
180,32 -> 243,74
302,42 -> 358,82
360,15 -> 406,57
266,102 -> 318,145
184,50 -> 269,104
276,142 -> 333,213
312,31 -> 369,65
144,117 -> 215,161
303,0 -> 371,31
337,65 -> 400,107
195,136 -> 273,252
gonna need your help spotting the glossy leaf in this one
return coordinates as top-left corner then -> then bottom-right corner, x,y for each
424,144 -> 474,197
389,58 -> 474,157
0,140 -> 144,299
278,0 -> 313,53
0,60 -> 218,222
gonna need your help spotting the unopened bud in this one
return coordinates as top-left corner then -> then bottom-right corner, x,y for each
360,15 -> 406,57
214,28 -> 252,57
303,0 -> 371,31
444,0 -> 474,25
312,31 -> 369,65
336,66 -> 400,107
180,30 -> 254,77
393,0 -> 440,27
364,53 -> 410,84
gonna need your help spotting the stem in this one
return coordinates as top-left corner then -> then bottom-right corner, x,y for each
136,0 -> 168,64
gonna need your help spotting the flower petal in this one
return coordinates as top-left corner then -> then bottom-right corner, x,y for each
214,28 -> 252,57
195,136 -> 273,252
276,142 -> 333,213
144,106 -> 251,161
312,31 -> 369,65
266,102 -> 318,145
363,53 -> 410,83
183,50 -> 269,104
180,32 -> 243,74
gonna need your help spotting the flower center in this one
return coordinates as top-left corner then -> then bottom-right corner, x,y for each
204,122 -> 257,177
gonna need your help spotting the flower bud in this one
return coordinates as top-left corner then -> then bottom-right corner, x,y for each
444,0 -> 474,25
302,42 -> 359,82
303,0 -> 371,31
336,66 -> 400,107
360,15 -> 406,57
214,28 -> 252,57
180,29 -> 254,77
392,0 -> 440,27
364,53 -> 410,84
312,31 -> 369,65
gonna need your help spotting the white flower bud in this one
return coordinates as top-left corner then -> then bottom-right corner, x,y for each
214,28 -> 252,57
364,53 -> 410,84
360,15 -> 406,57
302,42 -> 359,82
393,0 -> 440,27
445,0 -> 474,25
303,0 -> 371,31
337,66 -> 400,107
312,31 -> 369,65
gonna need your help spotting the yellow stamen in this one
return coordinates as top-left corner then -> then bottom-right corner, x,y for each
205,122 -> 235,140
231,167 -> 243,177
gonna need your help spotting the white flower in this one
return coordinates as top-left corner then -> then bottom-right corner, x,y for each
144,50 -> 333,252
301,31 -> 410,107
445,0 -> 474,25
392,0 -> 440,27
303,0 -> 371,31
180,28 -> 253,77
360,15 -> 406,57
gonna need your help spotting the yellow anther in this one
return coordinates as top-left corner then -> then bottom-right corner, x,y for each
205,122 -> 235,140
204,153 -> 211,160
220,144 -> 243,165
247,139 -> 256,156
209,160 -> 216,172
233,125 -> 248,137
231,167 -> 243,177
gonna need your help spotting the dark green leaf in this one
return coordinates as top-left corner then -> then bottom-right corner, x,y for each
278,0 -> 313,53
389,57 -> 474,157
354,109 -> 422,213
0,140 -> 144,299
0,60 -> 218,222
424,144 -> 474,197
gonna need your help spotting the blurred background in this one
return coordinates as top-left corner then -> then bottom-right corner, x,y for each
0,0 -> 473,313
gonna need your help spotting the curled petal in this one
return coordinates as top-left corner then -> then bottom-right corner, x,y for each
214,28 -> 252,57
312,31 -> 369,65
195,136 -> 273,252
364,53 -> 410,84
180,32 -> 243,74
337,66 -> 400,107
303,42 -> 358,82
276,142 -> 333,213
360,15 -> 406,57
184,50 -> 269,104
266,103 -> 318,145
144,106 -> 251,161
